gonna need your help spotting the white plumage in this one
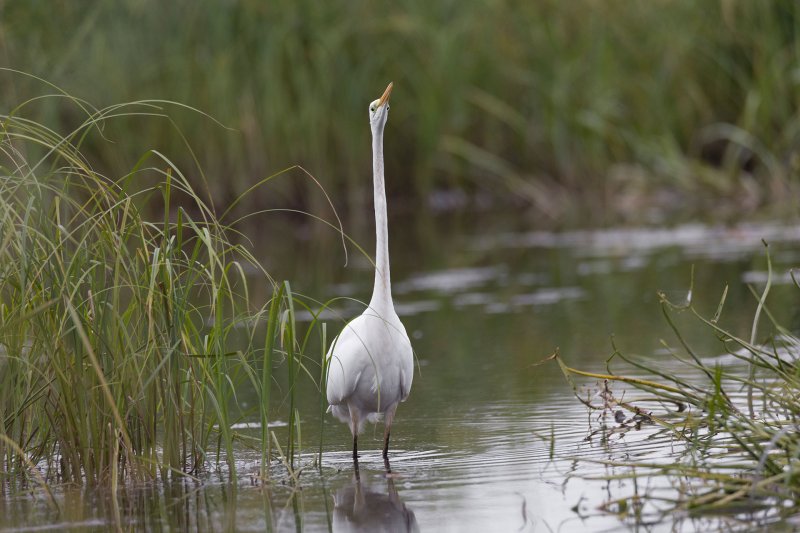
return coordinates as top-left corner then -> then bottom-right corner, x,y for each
325,82 -> 414,461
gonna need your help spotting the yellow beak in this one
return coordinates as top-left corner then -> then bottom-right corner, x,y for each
377,82 -> 393,107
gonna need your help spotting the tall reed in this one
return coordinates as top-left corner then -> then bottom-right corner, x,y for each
0,87 -> 299,488
2,2 -> 798,218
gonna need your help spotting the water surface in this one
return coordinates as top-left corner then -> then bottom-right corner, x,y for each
3,215 -> 799,532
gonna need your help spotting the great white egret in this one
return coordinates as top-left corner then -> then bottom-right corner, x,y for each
326,82 -> 414,463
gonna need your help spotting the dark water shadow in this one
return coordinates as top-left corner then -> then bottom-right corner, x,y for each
332,463 -> 418,533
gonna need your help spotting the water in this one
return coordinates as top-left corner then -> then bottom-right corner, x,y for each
3,214 -> 800,532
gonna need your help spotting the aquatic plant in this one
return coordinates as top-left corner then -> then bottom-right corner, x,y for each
553,250 -> 800,521
0,78 -> 334,493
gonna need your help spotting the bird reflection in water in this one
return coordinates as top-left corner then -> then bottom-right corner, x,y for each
333,459 -> 418,533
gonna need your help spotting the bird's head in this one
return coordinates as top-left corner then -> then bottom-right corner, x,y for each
369,82 -> 393,131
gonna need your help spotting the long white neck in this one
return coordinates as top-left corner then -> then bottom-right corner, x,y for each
369,124 -> 392,312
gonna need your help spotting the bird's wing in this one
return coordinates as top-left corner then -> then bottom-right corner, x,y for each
399,342 -> 414,402
325,316 -> 372,405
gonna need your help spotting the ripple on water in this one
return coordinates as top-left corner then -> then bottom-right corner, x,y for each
471,222 -> 800,259
393,266 -> 506,295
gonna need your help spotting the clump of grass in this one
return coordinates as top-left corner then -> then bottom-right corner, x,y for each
552,249 -> 800,520
0,84 -> 318,492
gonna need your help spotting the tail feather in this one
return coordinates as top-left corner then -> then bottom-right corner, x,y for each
329,404 -> 350,424
366,412 -> 383,424
329,403 -> 385,435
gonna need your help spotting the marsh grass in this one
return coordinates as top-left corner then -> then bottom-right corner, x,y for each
552,249 -> 800,520
0,84 -> 341,496
2,2 -> 799,219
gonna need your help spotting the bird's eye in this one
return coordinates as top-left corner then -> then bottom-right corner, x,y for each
370,105 -> 376,112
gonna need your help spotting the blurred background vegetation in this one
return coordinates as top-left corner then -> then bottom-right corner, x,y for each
1,0 -> 799,226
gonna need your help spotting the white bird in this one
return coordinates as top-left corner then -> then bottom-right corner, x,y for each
326,82 -> 414,463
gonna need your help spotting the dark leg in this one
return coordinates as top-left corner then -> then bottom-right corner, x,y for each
349,405 -> 360,466
383,404 -> 397,459
382,429 -> 390,458
352,435 -> 360,478
383,454 -> 392,474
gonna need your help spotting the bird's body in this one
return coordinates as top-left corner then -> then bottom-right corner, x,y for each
326,304 -> 413,433
326,82 -> 413,461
